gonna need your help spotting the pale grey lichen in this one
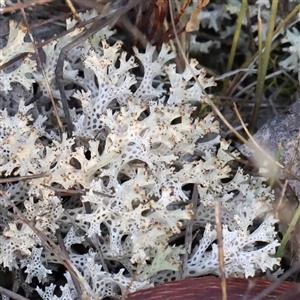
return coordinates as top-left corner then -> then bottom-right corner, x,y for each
0,10 -> 280,300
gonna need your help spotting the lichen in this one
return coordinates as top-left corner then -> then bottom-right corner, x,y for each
0,10 -> 280,300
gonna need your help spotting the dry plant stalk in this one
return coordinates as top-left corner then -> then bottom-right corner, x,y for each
0,0 -> 53,14
55,0 -> 138,137
16,0 -> 64,134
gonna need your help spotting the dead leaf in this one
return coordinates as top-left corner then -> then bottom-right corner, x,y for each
186,0 -> 210,32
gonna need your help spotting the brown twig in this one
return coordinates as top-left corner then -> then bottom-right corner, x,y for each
0,12 -> 75,72
0,173 -> 48,184
64,0 -> 80,21
179,184 -> 198,279
42,184 -> 84,196
0,52 -> 31,71
167,3 -> 300,299
0,286 -> 30,300
0,0 -> 53,14
135,0 -> 156,35
169,4 -> 228,297
232,103 -> 300,182
147,0 -> 161,42
119,16 -> 149,49
55,0 -> 138,137
17,0 -> 64,136
0,188 -> 98,299
252,263 -> 300,300
274,130 -> 300,219
89,235 -> 109,273
215,201 -> 227,300
164,0 -> 191,38
56,229 -> 83,300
